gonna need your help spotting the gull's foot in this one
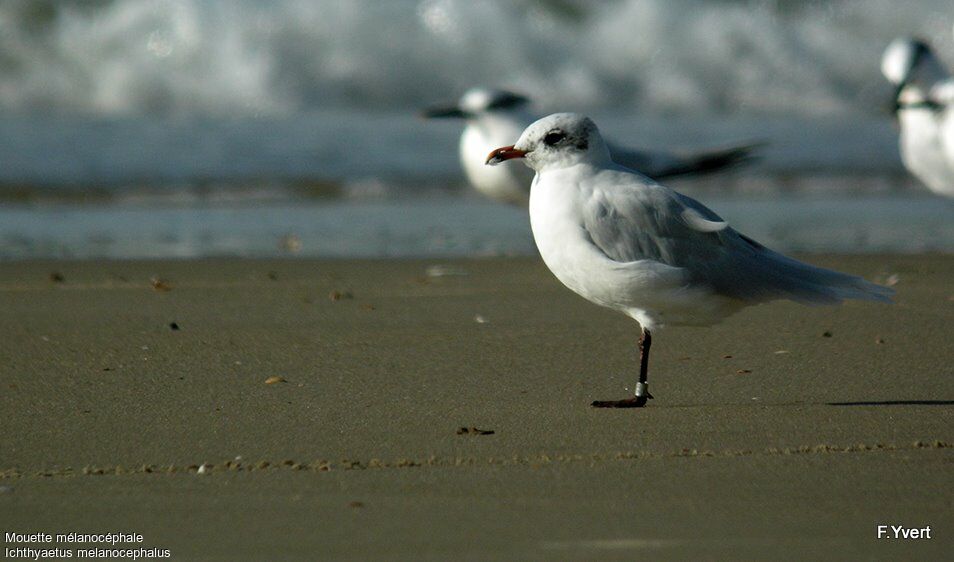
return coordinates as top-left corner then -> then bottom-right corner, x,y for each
591,393 -> 653,408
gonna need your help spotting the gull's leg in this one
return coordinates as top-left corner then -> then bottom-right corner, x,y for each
591,329 -> 654,408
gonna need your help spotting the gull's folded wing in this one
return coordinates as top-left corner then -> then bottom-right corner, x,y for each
582,172 -> 892,304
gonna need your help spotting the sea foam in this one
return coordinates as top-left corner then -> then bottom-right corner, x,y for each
0,0 -> 951,116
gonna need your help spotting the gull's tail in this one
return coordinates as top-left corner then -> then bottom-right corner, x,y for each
720,234 -> 895,305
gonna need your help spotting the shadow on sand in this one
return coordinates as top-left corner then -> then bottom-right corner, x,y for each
826,400 -> 954,406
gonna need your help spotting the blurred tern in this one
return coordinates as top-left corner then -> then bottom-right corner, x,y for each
423,88 -> 760,205
486,113 -> 893,407
882,38 -> 954,197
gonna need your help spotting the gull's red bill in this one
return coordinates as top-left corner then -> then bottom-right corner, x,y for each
485,145 -> 527,166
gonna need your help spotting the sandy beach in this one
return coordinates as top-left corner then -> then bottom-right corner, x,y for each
1,254 -> 951,560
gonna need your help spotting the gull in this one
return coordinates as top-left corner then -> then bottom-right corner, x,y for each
882,38 -> 954,197
423,88 -> 760,205
486,113 -> 893,407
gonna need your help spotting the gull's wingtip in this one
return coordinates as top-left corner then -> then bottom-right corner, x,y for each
820,276 -> 896,305
862,282 -> 896,303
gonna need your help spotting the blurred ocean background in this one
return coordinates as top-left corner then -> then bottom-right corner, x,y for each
0,0 -> 952,259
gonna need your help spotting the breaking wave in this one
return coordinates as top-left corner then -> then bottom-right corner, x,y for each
0,0 -> 952,116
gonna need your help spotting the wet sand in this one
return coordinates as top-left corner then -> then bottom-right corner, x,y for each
0,255 -> 951,560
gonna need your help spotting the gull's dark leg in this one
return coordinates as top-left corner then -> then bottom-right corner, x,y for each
591,328 -> 655,408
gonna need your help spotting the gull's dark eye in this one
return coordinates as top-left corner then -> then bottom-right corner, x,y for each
543,130 -> 566,146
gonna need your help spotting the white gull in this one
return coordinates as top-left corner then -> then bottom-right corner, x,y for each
487,113 -> 893,407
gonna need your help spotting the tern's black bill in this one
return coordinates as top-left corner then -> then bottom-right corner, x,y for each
889,83 -> 903,115
420,105 -> 468,119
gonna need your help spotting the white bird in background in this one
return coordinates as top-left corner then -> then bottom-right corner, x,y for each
486,113 -> 893,407
882,38 -> 954,197
423,88 -> 760,205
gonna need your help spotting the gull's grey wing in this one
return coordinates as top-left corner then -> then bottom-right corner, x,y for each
581,172 -> 728,266
607,140 -> 763,180
582,171 -> 892,304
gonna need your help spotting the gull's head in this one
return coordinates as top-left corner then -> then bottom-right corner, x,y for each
421,88 -> 530,120
485,113 -> 610,172
881,38 -> 934,86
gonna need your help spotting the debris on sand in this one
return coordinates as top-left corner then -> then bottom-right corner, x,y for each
425,265 -> 468,278
329,290 -> 354,301
265,376 -> 287,385
169,322 -> 180,331
49,272 -> 65,283
457,427 -> 495,436
150,277 -> 172,292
